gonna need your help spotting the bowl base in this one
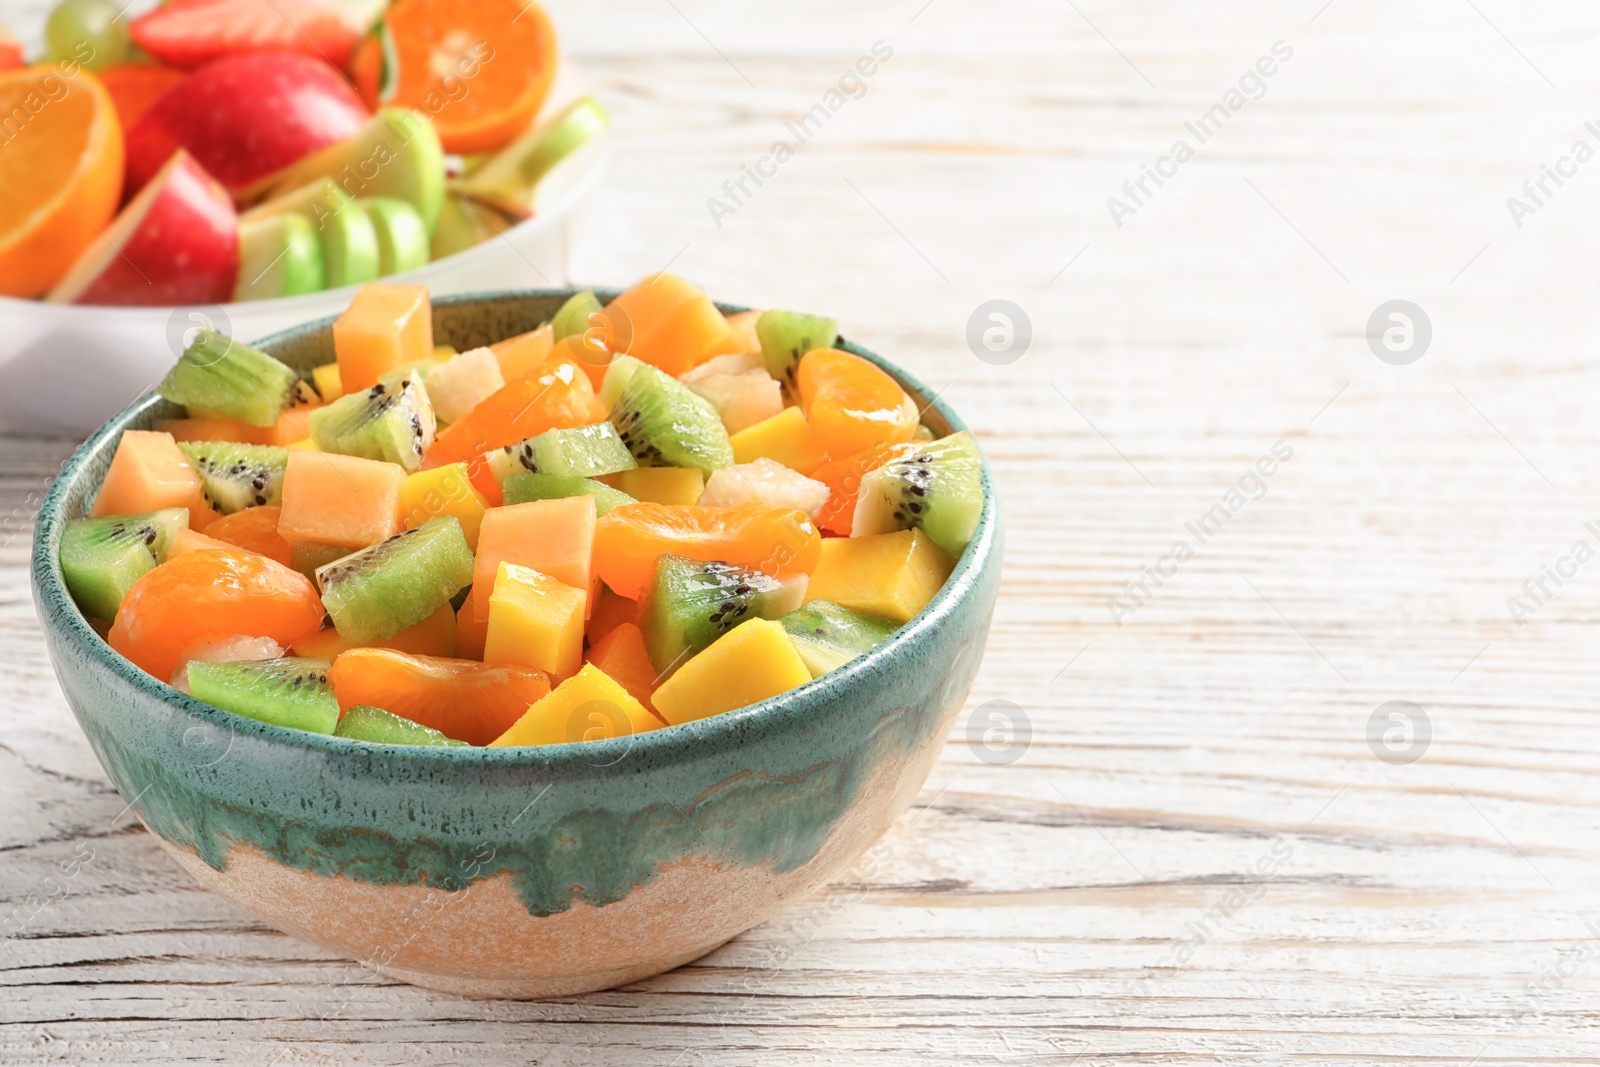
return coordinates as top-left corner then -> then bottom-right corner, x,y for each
375,942 -> 729,998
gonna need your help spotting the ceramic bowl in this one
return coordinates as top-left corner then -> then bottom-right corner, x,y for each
30,290 -> 1003,999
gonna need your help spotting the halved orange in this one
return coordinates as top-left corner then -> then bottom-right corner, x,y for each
351,0 -> 559,155
0,66 -> 124,298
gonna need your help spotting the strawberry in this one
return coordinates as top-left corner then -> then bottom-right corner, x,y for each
130,0 -> 382,71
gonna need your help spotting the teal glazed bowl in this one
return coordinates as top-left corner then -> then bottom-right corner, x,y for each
30,290 -> 1003,998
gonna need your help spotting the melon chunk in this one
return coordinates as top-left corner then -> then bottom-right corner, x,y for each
650,618 -> 810,725
483,562 -> 586,682
277,450 -> 406,549
686,370 -> 783,435
489,662 -> 660,747
472,495 -> 596,616
491,323 -> 554,382
333,282 -> 432,392
603,273 -> 739,377
92,429 -> 215,528
425,346 -> 504,423
803,528 -> 953,624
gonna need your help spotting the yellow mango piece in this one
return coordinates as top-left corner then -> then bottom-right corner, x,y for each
613,466 -> 704,505
651,618 -> 811,726
729,406 -> 828,472
484,561 -> 586,682
312,363 -> 343,403
489,663 -> 661,747
399,462 -> 490,550
804,529 -> 953,624
434,344 -> 458,360
286,437 -> 318,450
333,282 -> 433,392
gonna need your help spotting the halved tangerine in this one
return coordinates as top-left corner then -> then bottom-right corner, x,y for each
425,354 -> 598,468
107,548 -> 325,682
592,503 -> 821,599
796,348 -> 918,460
327,647 -> 551,746
811,441 -> 922,535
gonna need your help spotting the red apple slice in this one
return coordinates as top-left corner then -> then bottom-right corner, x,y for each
125,51 -> 369,197
48,150 -> 239,307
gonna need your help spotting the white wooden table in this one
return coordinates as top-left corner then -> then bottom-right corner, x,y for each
8,0 -> 1600,1062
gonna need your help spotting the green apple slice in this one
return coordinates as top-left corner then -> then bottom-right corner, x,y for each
321,198 -> 381,288
429,191 -> 515,261
361,196 -> 429,276
457,96 -> 610,217
233,213 -> 325,301
251,108 -> 446,235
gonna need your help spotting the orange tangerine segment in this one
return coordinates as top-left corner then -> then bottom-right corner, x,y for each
203,506 -> 294,567
796,348 -> 918,459
811,441 -> 922,536
0,66 -> 124,298
425,354 -> 598,468
351,0 -> 558,155
108,547 -> 325,682
328,647 -> 551,746
592,503 -> 821,600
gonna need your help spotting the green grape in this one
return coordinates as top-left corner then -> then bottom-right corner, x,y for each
45,0 -> 130,72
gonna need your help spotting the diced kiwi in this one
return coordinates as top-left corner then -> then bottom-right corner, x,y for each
308,368 -> 436,471
316,516 -> 473,645
486,422 -> 636,485
639,554 -> 808,678
334,704 -> 467,747
606,357 -> 733,471
157,329 -> 313,427
853,431 -> 984,557
60,508 -> 189,621
780,600 -> 898,678
550,289 -> 602,341
501,472 -> 636,514
756,310 -> 838,390
290,540 -> 350,583
186,657 -> 340,734
176,441 -> 288,514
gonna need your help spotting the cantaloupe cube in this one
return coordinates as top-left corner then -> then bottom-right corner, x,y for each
729,406 -> 829,472
491,323 -> 554,382
484,562 -> 585,681
92,429 -> 215,528
399,462 -> 489,549
277,450 -> 406,548
651,618 -> 810,726
159,403 -> 321,447
804,528 -> 953,624
724,309 -> 763,354
425,346 -> 504,424
603,273 -> 739,377
333,283 -> 432,392
489,662 -> 659,747
312,363 -> 343,403
610,467 -> 704,506
472,495 -> 596,612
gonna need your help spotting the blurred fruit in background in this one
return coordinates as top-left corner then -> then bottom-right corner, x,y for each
0,66 -> 124,298
124,51 -> 369,196
1,0 -> 608,306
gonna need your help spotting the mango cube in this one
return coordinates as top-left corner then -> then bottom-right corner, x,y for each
804,528 -> 953,624
400,462 -> 490,549
484,562 -> 586,681
729,406 -> 828,472
333,283 -> 432,392
651,618 -> 811,726
612,466 -> 704,506
277,450 -> 406,548
489,663 -> 660,747
312,362 -> 343,403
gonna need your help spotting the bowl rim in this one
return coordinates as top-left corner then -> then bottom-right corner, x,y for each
0,134 -> 612,320
31,288 -> 1000,772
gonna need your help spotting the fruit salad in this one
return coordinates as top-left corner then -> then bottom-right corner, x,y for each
59,276 -> 985,747
0,0 -> 606,305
